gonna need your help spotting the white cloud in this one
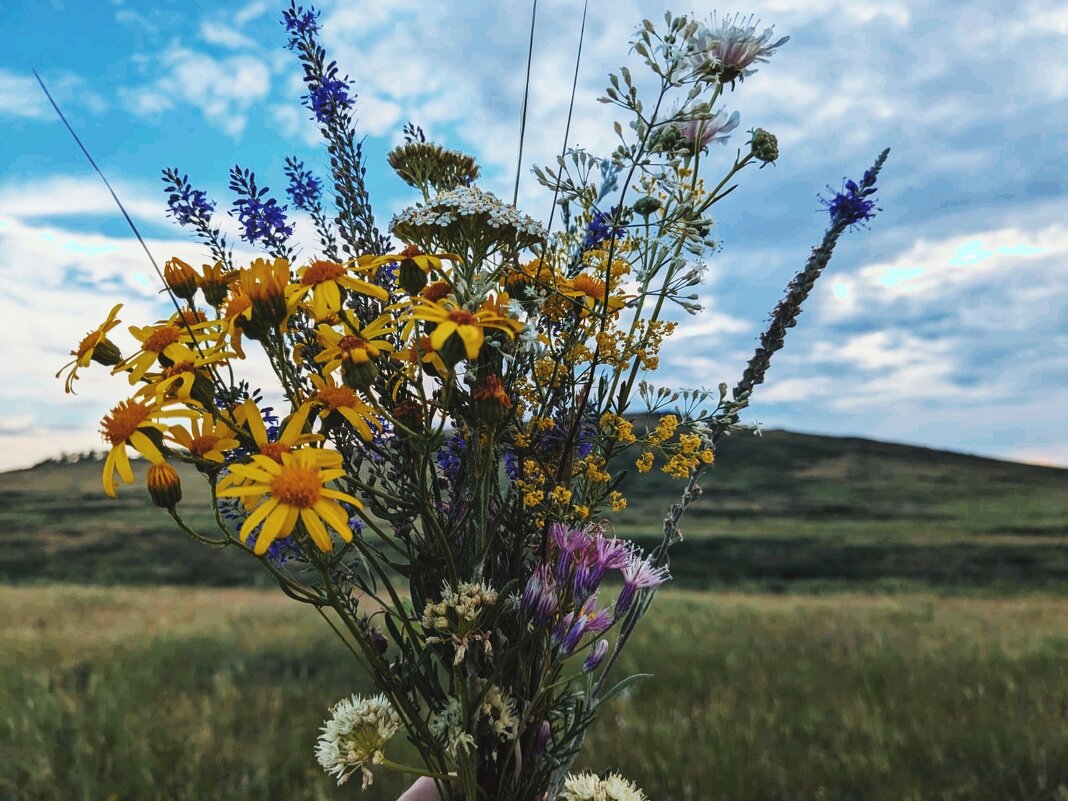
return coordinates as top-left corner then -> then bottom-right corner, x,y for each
199,21 -> 257,50
0,176 -> 163,222
124,47 -> 272,137
0,69 -> 52,119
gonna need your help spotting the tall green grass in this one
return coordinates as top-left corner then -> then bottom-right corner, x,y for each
5,586 -> 1068,800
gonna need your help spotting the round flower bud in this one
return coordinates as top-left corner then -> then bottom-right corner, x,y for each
342,360 -> 379,391
146,462 -> 182,509
751,128 -> 779,164
632,195 -> 661,218
90,338 -> 123,367
398,259 -> 429,295
163,257 -> 198,302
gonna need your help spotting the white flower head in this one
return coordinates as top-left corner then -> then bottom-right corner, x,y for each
559,771 -> 648,801
316,693 -> 401,789
690,12 -> 789,84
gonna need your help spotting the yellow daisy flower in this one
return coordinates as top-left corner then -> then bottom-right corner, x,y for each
233,400 -> 323,462
407,295 -> 521,364
196,261 -> 236,307
563,272 -> 628,315
307,374 -> 382,440
219,289 -> 253,357
216,449 -> 363,555
314,311 -> 395,375
238,257 -> 291,332
99,397 -> 195,497
166,413 -> 240,463
117,320 -> 212,385
287,260 -> 389,321
56,303 -> 123,394
360,244 -> 460,295
137,346 -> 234,404
163,257 -> 198,301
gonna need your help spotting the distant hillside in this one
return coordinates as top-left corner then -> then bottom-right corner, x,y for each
2,430 -> 1067,592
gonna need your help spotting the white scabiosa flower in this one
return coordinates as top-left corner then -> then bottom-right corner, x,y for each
316,693 -> 401,789
559,771 -> 648,801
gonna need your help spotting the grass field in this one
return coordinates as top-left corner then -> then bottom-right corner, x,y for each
5,585 -> 1068,801
4,430 -> 1068,592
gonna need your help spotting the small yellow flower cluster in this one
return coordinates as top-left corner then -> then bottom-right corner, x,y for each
610,491 -> 628,511
661,433 -> 715,478
598,412 -> 637,445
648,413 -> 678,444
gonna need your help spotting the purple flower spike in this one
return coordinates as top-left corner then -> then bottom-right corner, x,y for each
615,555 -> 670,618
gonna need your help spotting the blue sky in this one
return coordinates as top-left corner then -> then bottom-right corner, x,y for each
1,0 -> 1066,470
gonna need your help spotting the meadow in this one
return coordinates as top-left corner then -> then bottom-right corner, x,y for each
4,430 -> 1068,800
5,585 -> 1068,801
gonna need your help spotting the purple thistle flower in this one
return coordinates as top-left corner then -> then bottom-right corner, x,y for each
583,638 -> 609,673
551,522 -> 591,584
615,555 -> 670,618
310,77 -> 354,124
571,533 -> 631,601
521,563 -> 558,627
678,108 -> 741,152
554,595 -> 612,655
819,167 -> 882,230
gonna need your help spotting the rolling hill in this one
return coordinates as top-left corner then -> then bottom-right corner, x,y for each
2,429 -> 1066,591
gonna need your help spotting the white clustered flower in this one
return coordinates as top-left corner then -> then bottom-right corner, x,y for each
315,693 -> 401,789
559,771 -> 648,801
421,581 -> 498,664
477,682 -> 519,742
429,697 -> 476,757
391,185 -> 547,252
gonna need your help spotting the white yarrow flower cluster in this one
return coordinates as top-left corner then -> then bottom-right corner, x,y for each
391,185 -> 547,254
316,693 -> 401,789
559,771 -> 648,801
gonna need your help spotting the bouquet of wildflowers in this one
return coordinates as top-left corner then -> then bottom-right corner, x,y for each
56,4 -> 886,799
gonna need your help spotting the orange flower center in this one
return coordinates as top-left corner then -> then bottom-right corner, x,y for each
144,325 -> 182,353
301,260 -> 345,286
101,400 -> 152,446
401,244 -> 422,258
75,330 -> 103,358
571,274 -> 606,301
259,441 -> 291,462
338,335 -> 370,353
316,385 -> 358,409
270,464 -> 323,509
177,308 -> 207,325
189,434 -> 220,457
448,310 -> 477,326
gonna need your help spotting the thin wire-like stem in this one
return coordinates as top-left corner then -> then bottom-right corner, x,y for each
546,0 -> 589,234
512,0 -> 539,207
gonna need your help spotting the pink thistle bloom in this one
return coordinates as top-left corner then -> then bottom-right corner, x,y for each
615,556 -> 670,617
521,563 -> 559,627
692,13 -> 789,85
551,522 -> 591,583
554,595 -> 612,655
678,108 -> 741,152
